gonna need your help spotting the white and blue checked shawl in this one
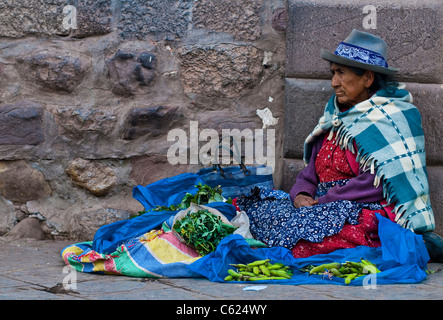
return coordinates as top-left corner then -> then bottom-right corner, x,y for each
304,86 -> 435,233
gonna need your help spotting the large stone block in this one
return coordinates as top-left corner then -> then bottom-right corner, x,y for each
0,0 -> 68,37
65,158 -> 117,196
0,100 -> 44,146
16,51 -> 91,93
283,78 -> 333,159
71,0 -> 113,38
179,44 -> 264,98
0,0 -> 113,38
196,109 -> 262,132
118,0 -> 192,40
0,160 -> 52,203
105,50 -> 157,96
286,0 -> 443,83
193,0 -> 263,41
7,217 -> 46,240
53,107 -> 117,140
130,155 -> 200,186
123,106 -> 184,140
68,208 -> 131,240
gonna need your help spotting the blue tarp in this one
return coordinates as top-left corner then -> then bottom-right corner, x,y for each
91,171 -> 430,285
187,214 -> 430,285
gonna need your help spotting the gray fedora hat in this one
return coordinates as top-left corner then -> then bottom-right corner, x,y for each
321,29 -> 399,75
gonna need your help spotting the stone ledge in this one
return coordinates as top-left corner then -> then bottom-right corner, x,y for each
193,0 -> 263,41
286,0 -> 443,83
0,100 -> 44,146
405,82 -> 443,165
179,44 -> 264,99
0,0 -> 113,38
428,166 -> 443,235
117,0 -> 192,40
16,51 -> 91,93
0,1 -> 67,38
283,78 -> 333,159
281,158 -> 305,193
123,106 -> 184,140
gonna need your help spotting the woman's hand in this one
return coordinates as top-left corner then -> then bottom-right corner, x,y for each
293,194 -> 319,208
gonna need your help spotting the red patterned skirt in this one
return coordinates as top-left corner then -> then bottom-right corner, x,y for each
291,208 -> 387,258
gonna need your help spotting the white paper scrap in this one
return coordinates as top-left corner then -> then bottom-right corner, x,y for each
242,285 -> 268,291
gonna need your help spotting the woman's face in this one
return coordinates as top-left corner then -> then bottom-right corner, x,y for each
330,63 -> 374,109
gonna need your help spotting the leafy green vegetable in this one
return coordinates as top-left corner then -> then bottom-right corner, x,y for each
173,209 -> 237,255
131,183 -> 232,218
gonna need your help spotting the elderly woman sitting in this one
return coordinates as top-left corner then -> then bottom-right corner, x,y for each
237,29 -> 442,261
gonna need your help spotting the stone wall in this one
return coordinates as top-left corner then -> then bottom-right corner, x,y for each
282,0 -> 443,235
0,0 -> 288,240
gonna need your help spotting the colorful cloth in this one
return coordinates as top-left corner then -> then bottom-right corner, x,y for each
236,185 -> 383,249
62,229 -> 202,278
304,86 -> 434,233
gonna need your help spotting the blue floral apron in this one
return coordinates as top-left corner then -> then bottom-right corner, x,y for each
236,181 -> 382,248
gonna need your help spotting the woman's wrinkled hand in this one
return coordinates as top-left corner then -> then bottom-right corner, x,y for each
293,194 -> 319,208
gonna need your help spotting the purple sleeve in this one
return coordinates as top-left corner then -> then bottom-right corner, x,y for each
289,134 -> 384,204
289,137 -> 322,202
316,169 -> 384,204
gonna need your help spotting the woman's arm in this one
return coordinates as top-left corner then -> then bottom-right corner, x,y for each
290,134 -> 384,206
289,135 -> 323,203
316,169 -> 384,204
316,145 -> 384,204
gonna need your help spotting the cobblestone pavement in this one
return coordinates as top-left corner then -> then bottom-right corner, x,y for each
1,238 -> 442,302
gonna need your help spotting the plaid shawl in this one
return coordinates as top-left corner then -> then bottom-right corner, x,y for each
304,86 -> 434,233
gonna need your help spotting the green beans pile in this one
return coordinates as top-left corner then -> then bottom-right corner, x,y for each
305,258 -> 381,284
224,259 -> 293,281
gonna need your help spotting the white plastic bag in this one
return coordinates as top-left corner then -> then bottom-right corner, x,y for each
231,210 -> 253,238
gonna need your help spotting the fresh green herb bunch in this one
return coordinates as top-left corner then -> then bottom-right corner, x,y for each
168,183 -> 225,211
132,183 -> 230,218
173,209 -> 237,256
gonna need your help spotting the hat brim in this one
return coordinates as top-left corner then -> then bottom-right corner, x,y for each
321,49 -> 399,76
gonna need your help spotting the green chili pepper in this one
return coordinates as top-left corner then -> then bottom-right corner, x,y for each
309,263 -> 342,275
266,263 -> 283,270
247,259 -> 270,267
344,273 -> 358,285
228,269 -> 241,278
247,276 -> 287,281
270,270 -> 292,279
259,265 -> 270,276
252,266 -> 261,275
230,263 -> 248,269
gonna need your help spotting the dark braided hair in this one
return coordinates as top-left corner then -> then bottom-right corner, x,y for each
348,66 -> 399,94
